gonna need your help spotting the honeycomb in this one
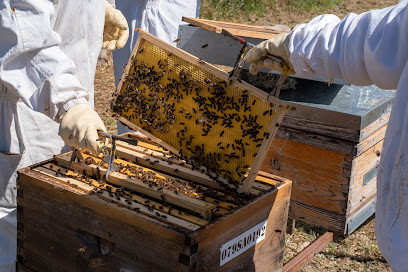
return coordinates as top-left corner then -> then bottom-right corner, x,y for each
112,39 -> 280,189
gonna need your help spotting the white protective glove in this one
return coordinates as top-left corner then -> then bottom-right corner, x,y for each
59,103 -> 107,155
244,32 -> 295,75
103,3 -> 129,51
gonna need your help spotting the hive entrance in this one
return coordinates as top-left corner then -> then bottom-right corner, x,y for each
112,29 -> 288,192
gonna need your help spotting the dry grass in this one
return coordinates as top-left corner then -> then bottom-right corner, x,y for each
94,55 -> 117,134
285,217 -> 391,271
94,1 -> 399,270
201,0 -> 399,28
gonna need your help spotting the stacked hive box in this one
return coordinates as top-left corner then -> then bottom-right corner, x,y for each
259,80 -> 394,234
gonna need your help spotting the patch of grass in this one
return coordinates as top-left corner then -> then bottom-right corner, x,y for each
286,0 -> 342,12
200,0 -> 343,22
200,0 -> 271,20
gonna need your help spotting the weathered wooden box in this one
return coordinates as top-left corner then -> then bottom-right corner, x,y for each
17,136 -> 291,272
259,81 -> 394,234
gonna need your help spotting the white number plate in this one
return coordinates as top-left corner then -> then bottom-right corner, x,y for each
219,220 -> 267,266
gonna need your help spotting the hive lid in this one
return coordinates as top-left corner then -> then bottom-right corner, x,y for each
274,78 -> 395,142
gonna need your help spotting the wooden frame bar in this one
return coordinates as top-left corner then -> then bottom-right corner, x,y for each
283,232 -> 334,272
182,17 -> 288,39
54,153 -> 216,220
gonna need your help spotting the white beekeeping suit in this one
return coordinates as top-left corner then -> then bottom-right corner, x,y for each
0,1 -> 128,271
112,0 -> 201,134
246,1 -> 408,270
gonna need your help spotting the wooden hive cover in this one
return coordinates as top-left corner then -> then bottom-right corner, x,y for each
112,29 -> 289,193
182,17 -> 288,39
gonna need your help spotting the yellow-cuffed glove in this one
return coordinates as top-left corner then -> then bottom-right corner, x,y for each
59,104 -> 107,155
103,3 -> 129,51
244,32 -> 295,75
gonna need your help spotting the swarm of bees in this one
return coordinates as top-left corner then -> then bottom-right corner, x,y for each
111,41 -> 277,189
49,153 -> 257,224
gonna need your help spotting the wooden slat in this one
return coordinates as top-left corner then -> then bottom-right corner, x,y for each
347,140 -> 382,213
191,18 -> 287,33
40,163 -> 209,227
117,140 -> 274,193
86,148 -> 236,210
241,105 -> 287,192
283,232 -> 333,272
89,154 -> 237,215
35,166 -> 201,231
182,17 -> 222,33
355,124 -> 387,156
54,154 -> 216,220
360,111 -> 391,141
289,199 -> 346,233
182,17 -> 287,39
113,144 -> 264,195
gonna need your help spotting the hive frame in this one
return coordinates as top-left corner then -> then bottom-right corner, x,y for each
115,29 -> 289,193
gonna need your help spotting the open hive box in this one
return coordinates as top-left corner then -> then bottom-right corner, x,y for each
17,134 -> 292,272
111,29 -> 290,193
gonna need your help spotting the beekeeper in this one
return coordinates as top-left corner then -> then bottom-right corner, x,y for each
0,1 -> 128,271
245,1 -> 408,270
111,0 -> 201,134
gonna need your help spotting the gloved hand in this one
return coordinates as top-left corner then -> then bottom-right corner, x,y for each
244,32 -> 295,75
103,3 -> 129,51
59,103 -> 107,155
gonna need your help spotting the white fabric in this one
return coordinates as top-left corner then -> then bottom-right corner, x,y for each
289,2 -> 408,271
0,0 -> 105,270
112,0 -> 201,134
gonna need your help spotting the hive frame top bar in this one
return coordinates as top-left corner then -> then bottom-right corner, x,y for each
114,28 -> 290,193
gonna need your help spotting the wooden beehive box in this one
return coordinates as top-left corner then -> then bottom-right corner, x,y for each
17,134 -> 292,272
259,81 -> 394,234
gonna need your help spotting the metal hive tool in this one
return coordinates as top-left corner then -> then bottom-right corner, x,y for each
112,29 -> 290,193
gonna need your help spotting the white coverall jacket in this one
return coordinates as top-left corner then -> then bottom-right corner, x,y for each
0,0 -> 105,270
289,1 -> 408,270
112,0 -> 201,134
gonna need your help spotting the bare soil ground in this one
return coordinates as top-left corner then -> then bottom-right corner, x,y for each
94,1 -> 399,270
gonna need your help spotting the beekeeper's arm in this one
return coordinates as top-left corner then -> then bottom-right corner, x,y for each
245,0 -> 408,90
0,0 -> 127,154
